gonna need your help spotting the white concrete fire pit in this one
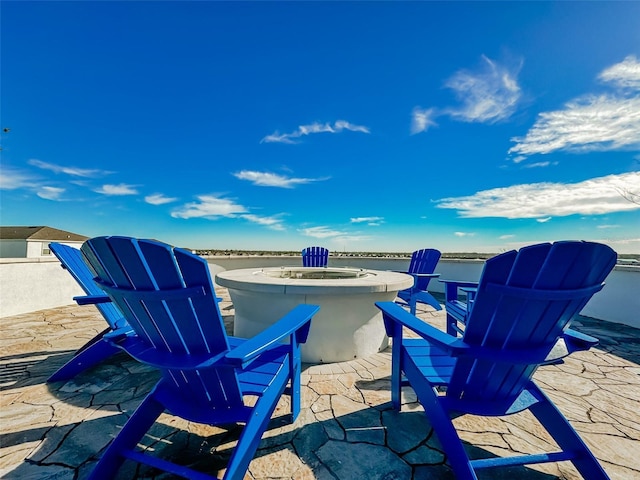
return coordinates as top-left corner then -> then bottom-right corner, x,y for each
215,266 -> 413,363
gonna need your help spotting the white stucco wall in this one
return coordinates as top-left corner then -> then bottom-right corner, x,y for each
26,241 -> 48,258
0,255 -> 637,328
25,240 -> 84,258
0,257 -> 84,317
580,266 -> 639,326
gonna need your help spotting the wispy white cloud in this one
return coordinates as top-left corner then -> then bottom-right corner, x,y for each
171,195 -> 285,229
616,184 -> 640,204
411,107 -> 437,134
444,55 -> 522,123
233,170 -> 327,188
598,55 -> 640,89
510,95 -> 640,158
241,214 -> 286,231
145,193 -> 178,205
522,161 -> 557,169
29,159 -> 112,178
0,166 -> 37,190
499,234 -> 515,240
436,172 -> 640,219
299,226 -> 349,239
171,194 -> 247,219
37,186 -> 65,201
300,229 -> 373,244
350,216 -> 384,226
411,55 -> 522,135
454,232 -> 475,237
536,217 -> 552,223
332,234 -> 372,243
261,120 -> 370,144
598,224 -> 620,229
1,165 -> 67,201
510,56 -> 640,159
94,184 -> 139,195
334,120 -> 369,133
260,132 -> 297,144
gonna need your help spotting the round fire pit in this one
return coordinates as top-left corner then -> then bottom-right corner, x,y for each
261,266 -> 371,280
215,266 -> 413,363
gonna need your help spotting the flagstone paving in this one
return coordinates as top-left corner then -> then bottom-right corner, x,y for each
1,290 -> 639,479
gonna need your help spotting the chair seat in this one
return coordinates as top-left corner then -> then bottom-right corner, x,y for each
153,344 -> 291,426
402,338 -> 455,385
237,345 -> 289,395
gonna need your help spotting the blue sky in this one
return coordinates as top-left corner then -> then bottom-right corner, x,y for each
1,1 -> 639,253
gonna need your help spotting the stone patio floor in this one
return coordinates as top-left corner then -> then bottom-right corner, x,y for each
1,289 -> 639,480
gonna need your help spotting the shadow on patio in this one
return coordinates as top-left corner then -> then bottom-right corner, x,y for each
1,354 -> 567,480
1,301 -> 639,479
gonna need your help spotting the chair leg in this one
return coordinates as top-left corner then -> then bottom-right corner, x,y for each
403,356 -> 478,479
420,292 -> 443,312
403,292 -> 443,315
446,313 -> 458,337
88,386 -> 166,480
528,384 -> 610,480
389,324 -> 404,410
289,341 -> 301,420
75,327 -> 113,354
409,299 -> 417,316
47,336 -> 120,382
223,368 -> 290,480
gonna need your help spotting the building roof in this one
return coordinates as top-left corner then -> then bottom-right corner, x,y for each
0,226 -> 89,242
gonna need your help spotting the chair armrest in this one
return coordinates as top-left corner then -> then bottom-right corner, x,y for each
226,304 -> 320,368
460,287 -> 478,305
393,272 -> 440,279
439,280 -> 479,302
74,294 -> 112,305
375,302 -> 465,354
76,293 -> 222,305
562,328 -> 599,352
464,328 -> 599,365
104,325 -> 135,339
438,280 -> 479,288
112,335 -> 228,370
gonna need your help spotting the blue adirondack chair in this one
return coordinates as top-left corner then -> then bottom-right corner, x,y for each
395,248 -> 442,314
376,241 -> 616,480
47,242 -> 134,382
439,278 -> 479,336
80,236 -> 319,480
301,246 -> 329,267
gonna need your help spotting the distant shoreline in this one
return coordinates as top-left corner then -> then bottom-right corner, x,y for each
195,250 -> 494,259
194,250 -> 639,265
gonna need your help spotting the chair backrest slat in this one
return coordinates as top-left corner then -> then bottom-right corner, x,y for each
81,236 -> 242,407
50,242 -> 127,330
449,241 -> 616,403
